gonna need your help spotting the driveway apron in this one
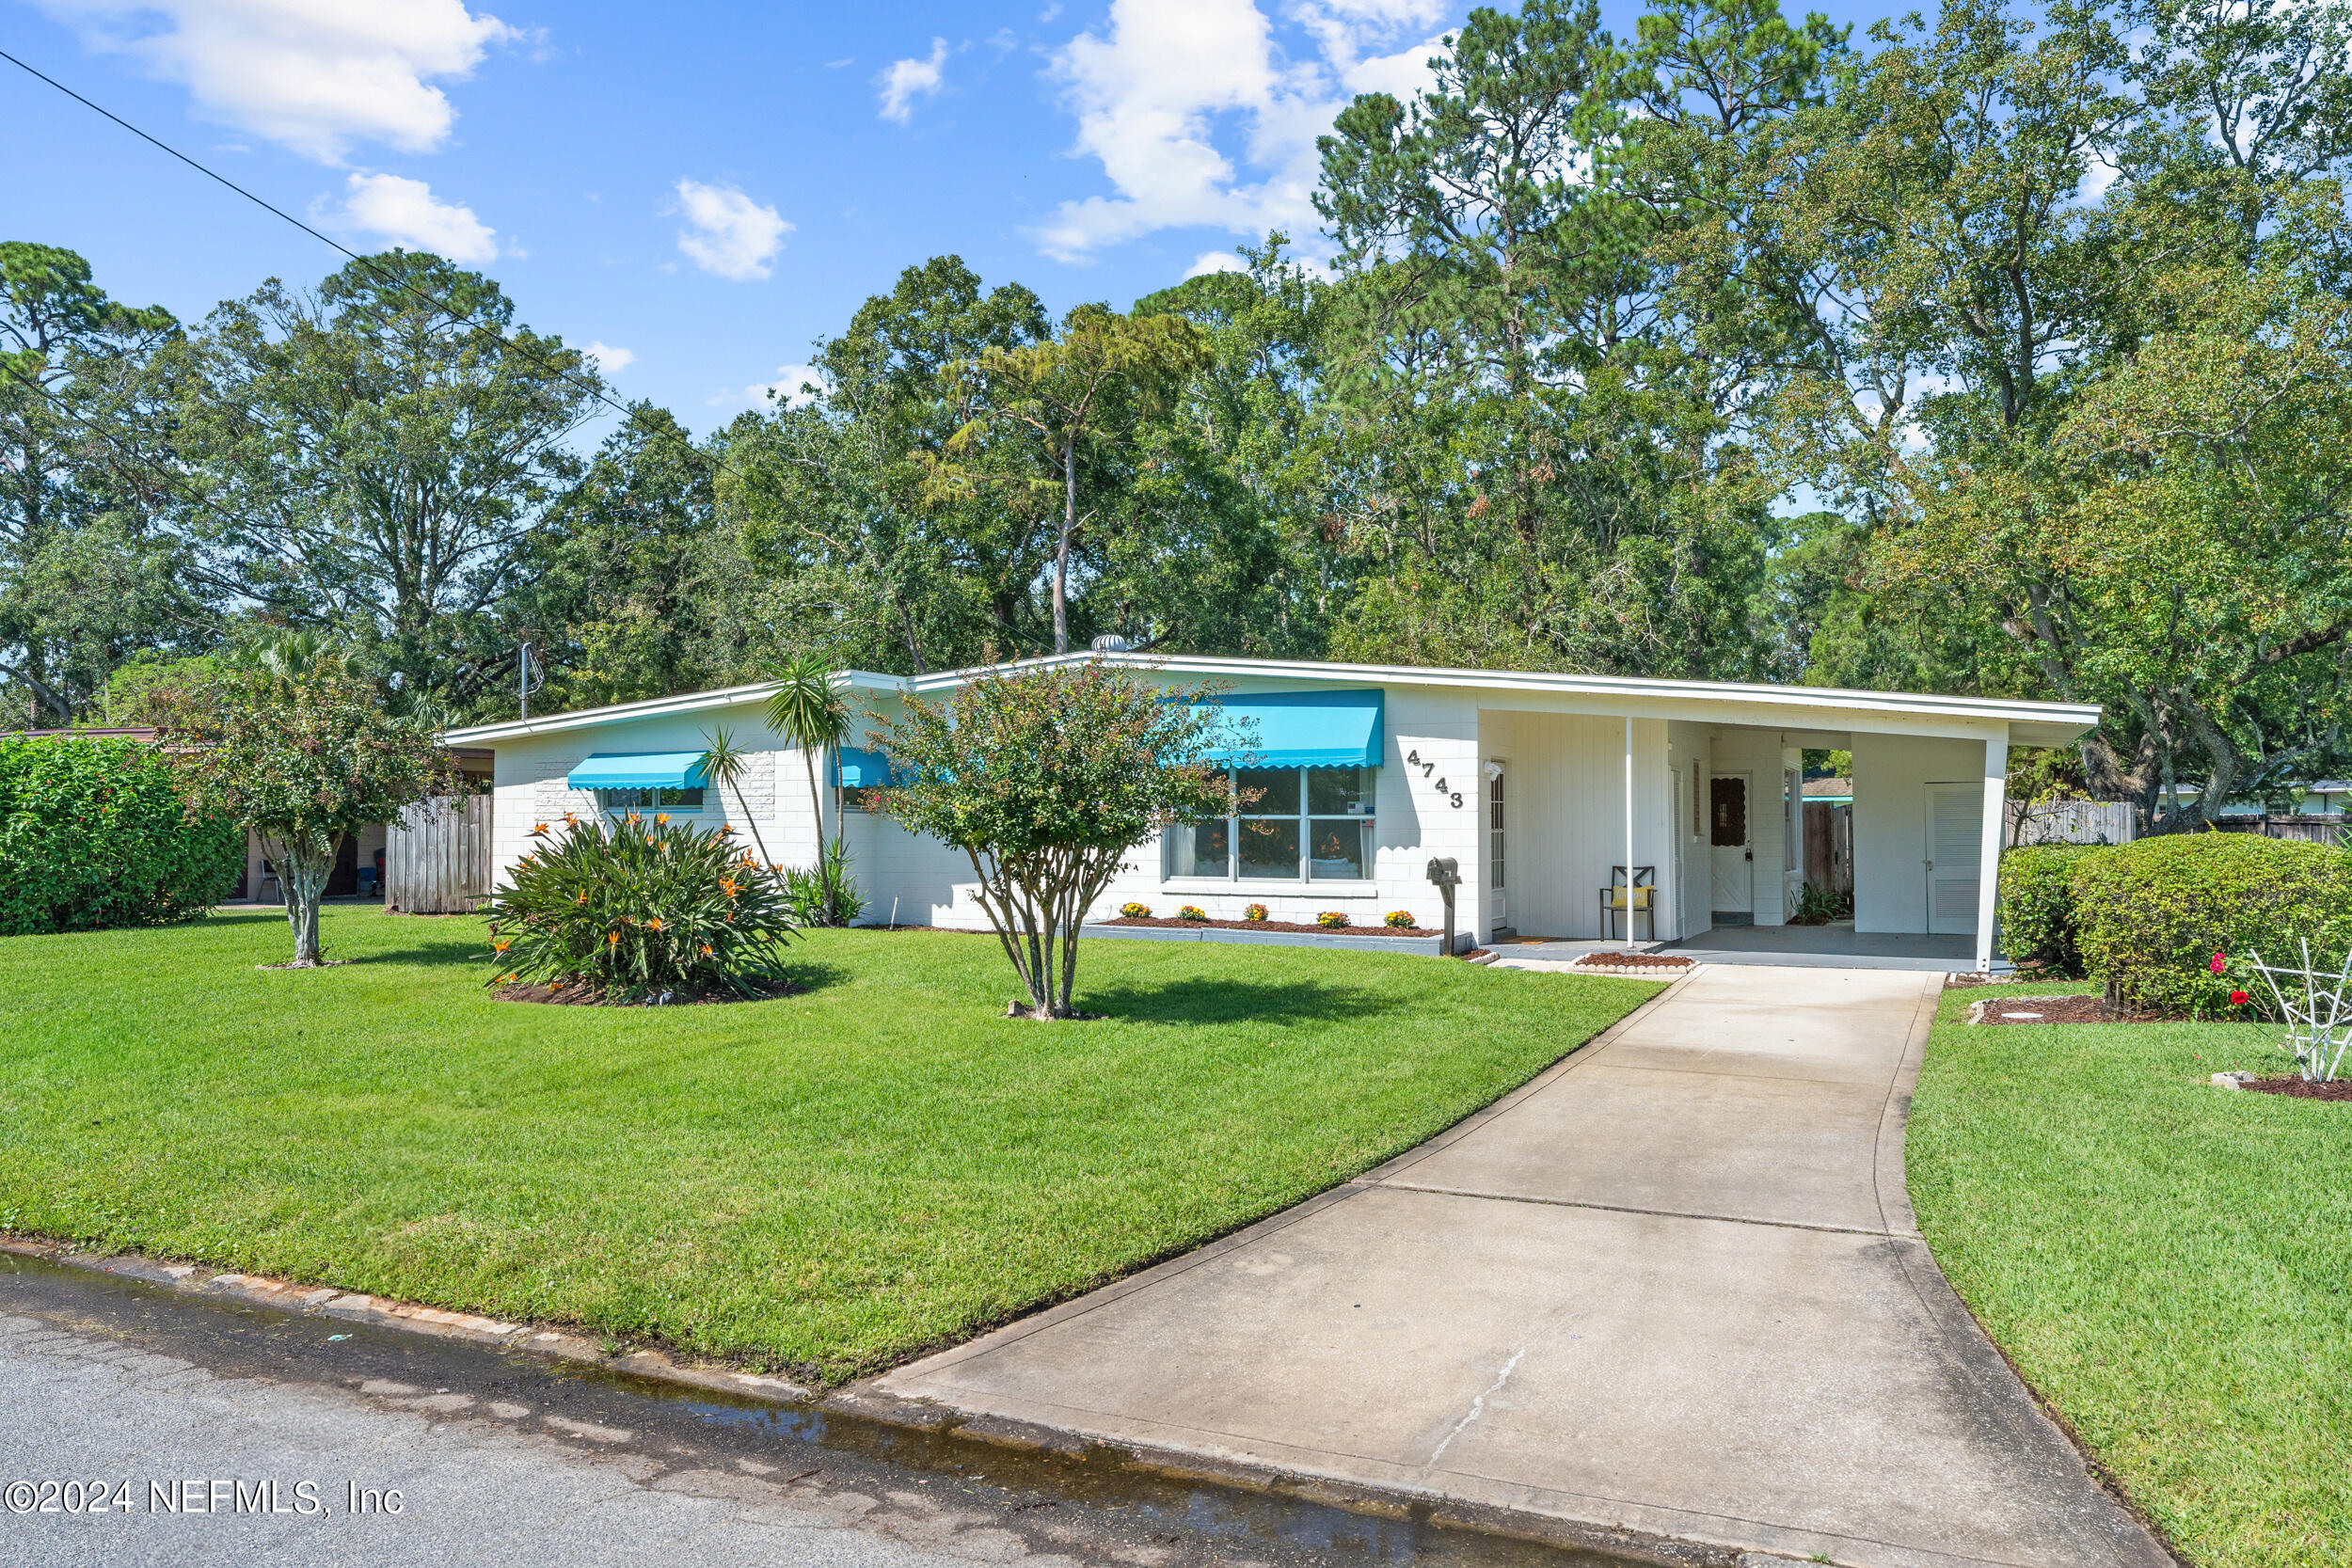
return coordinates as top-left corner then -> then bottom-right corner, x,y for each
870,966 -> 2172,1568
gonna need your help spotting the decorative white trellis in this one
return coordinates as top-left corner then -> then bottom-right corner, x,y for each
2246,940 -> 2352,1084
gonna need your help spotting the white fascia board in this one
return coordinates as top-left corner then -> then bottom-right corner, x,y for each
901,652 -> 2101,746
441,670 -> 901,747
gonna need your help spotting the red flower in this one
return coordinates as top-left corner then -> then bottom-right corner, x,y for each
2209,952 -> 2228,974
2230,990 -> 2249,1006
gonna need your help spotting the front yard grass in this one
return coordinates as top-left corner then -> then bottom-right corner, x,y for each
0,908 -> 1653,1384
1907,983 -> 2352,1568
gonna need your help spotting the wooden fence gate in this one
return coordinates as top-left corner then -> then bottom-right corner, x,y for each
386,795 -> 494,913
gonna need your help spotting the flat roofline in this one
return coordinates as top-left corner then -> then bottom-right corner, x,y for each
443,655 -> 2099,749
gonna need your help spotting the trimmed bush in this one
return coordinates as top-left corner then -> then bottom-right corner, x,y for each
0,736 -> 242,935
2070,834 -> 2352,1016
1996,844 -> 2105,976
483,816 -> 796,999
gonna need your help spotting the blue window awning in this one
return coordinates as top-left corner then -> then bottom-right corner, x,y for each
1196,689 -> 1384,770
566,752 -> 710,790
833,747 -> 896,788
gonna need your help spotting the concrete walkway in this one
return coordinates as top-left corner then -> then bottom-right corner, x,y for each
870,967 -> 2171,1568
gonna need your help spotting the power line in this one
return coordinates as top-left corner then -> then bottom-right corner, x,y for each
0,44 -> 715,453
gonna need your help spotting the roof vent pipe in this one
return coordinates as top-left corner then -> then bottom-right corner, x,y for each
1090,634 -> 1131,653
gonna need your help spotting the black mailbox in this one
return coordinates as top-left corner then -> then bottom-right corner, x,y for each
1426,857 -> 1462,955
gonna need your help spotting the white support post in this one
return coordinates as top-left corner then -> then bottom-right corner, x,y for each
1975,731 -> 2009,973
1625,716 -> 1636,945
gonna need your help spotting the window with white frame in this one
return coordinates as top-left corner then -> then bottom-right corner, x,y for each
1165,766 -> 1376,881
595,786 -> 707,816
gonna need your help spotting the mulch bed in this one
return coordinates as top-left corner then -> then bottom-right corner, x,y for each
1571,951 -> 1694,971
1102,915 -> 1438,938
1971,993 -> 2120,1025
493,978 -> 797,1006
2240,1076 -> 2352,1102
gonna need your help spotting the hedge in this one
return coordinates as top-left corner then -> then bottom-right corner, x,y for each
1995,844 -> 2102,976
0,736 -> 244,935
2070,833 -> 2352,1016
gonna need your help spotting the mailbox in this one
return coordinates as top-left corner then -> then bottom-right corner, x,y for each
1425,857 -> 1462,955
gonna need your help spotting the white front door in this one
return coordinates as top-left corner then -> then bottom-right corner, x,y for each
1926,783 -> 1983,934
1709,774 -> 1753,916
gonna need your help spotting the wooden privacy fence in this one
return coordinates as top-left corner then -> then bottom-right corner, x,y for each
386,794 -> 494,913
1803,800 -> 1852,896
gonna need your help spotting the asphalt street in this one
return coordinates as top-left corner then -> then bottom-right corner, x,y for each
0,1253 -> 1606,1568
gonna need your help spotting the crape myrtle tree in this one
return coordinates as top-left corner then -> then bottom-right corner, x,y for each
169,665 -> 458,967
870,663 -> 1233,1019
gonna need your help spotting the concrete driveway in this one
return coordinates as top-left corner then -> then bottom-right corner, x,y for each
869,966 -> 2173,1568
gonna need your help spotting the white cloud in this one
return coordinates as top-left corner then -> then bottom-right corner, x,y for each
710,363 -> 828,411
877,38 -> 948,123
584,341 -> 633,373
1032,0 -> 1451,263
322,171 -> 497,261
1184,249 -> 1247,278
673,180 -> 791,281
41,0 -> 516,164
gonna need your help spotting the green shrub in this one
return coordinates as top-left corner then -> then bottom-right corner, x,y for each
0,736 -> 243,935
2070,834 -> 2352,1015
783,844 -> 866,927
1996,844 -> 2105,975
483,816 -> 796,999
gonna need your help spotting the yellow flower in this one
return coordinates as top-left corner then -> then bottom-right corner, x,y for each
574,892 -> 587,905
493,939 -> 510,953
719,877 -> 738,898
531,822 -> 548,836
608,931 -> 620,945
564,811 -> 578,825
502,972 -> 518,982
646,917 -> 665,931
699,943 -> 713,958
656,813 -> 671,824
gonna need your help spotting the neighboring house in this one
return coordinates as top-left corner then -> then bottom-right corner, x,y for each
443,653 -> 2101,973
8,726 -> 492,902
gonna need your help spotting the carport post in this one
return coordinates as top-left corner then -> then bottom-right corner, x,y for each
1975,731 -> 2009,972
1624,717 -> 1634,944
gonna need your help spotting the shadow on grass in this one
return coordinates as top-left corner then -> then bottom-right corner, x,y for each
1079,976 -> 1402,1027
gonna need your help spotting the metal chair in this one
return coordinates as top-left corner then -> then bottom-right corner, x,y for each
1599,864 -> 1656,941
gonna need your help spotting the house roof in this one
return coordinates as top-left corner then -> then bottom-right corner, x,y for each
441,654 -> 2102,751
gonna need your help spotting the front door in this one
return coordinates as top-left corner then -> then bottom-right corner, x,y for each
1925,783 -> 1983,934
1709,774 -> 1753,920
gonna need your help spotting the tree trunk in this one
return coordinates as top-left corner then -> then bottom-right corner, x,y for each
802,747 -> 833,923
1053,439 -> 1075,656
277,834 -> 336,967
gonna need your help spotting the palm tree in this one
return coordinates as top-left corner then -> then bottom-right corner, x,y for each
698,725 -> 773,866
764,653 -> 850,922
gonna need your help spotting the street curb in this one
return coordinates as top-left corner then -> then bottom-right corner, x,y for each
0,1233 -> 818,1406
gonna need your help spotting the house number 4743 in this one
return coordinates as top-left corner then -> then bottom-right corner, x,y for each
1405,750 -> 1464,809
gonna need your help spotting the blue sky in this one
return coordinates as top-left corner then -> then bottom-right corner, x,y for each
4,0 -> 1880,438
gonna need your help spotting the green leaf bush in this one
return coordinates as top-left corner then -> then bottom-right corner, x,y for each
0,736 -> 243,935
1996,844 -> 2103,976
2070,834 -> 2352,1015
483,815 -> 796,1000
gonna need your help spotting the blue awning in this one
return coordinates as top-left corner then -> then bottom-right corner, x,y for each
1196,689 -> 1384,770
833,747 -> 896,788
566,752 -> 710,790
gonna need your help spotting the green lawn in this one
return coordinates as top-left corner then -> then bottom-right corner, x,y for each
0,907 -> 1652,1383
1907,984 -> 2352,1568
